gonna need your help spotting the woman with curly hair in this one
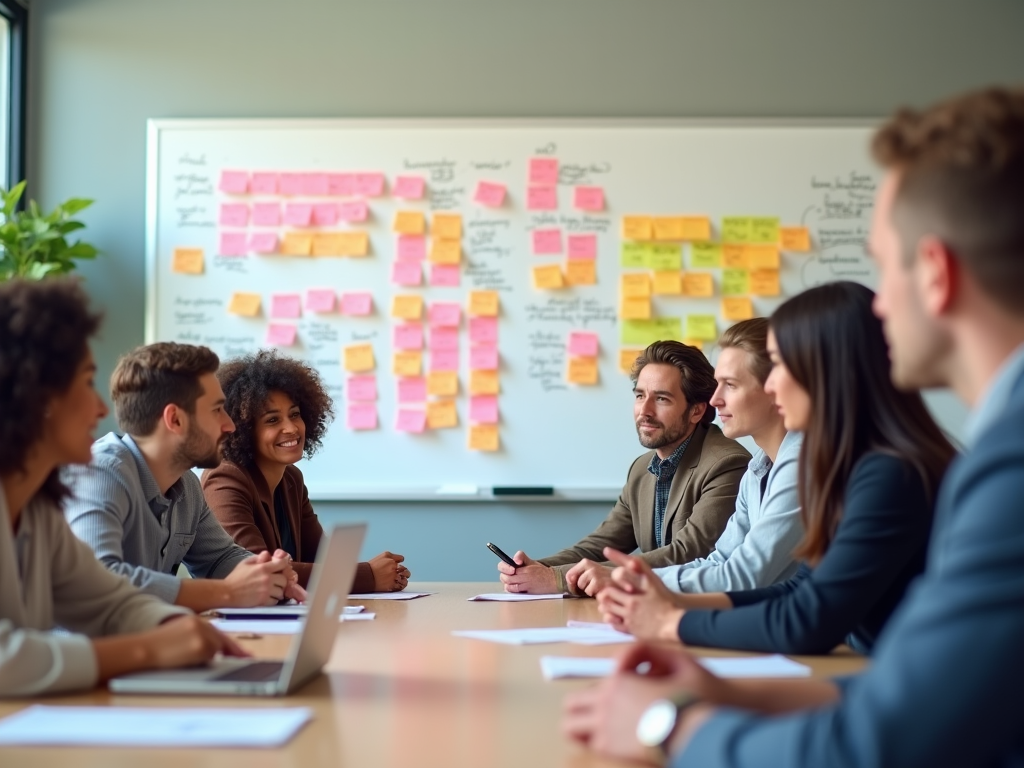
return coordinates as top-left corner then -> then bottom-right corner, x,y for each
202,350 -> 410,592
0,278 -> 244,696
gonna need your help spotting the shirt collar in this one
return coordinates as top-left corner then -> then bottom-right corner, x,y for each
121,433 -> 179,506
647,433 -> 692,476
964,343 -> 1024,447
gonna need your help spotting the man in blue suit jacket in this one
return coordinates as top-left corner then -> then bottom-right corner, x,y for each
562,85 -> 1024,768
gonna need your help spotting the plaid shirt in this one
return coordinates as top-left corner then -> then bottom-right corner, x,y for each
646,435 -> 693,548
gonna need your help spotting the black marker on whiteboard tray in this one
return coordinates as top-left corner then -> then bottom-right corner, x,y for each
492,486 -> 554,496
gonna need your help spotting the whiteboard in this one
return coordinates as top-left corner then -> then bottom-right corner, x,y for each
146,118 -> 882,501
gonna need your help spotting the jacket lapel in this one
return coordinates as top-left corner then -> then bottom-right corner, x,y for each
660,424 -> 709,539
248,465 -> 284,552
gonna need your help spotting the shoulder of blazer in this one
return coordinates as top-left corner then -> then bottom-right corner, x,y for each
282,464 -> 309,505
625,450 -> 657,483
203,460 -> 268,509
695,424 -> 752,467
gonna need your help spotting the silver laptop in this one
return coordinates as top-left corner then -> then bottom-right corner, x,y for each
109,523 -> 366,696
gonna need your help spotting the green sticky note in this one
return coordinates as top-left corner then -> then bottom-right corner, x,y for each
621,242 -> 649,268
750,217 -> 780,243
685,314 -> 717,341
647,244 -> 682,271
621,318 -> 683,346
722,268 -> 750,296
690,242 -> 722,268
721,217 -> 753,243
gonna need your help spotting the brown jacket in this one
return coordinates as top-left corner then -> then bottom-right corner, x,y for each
538,424 -> 750,593
201,461 -> 374,592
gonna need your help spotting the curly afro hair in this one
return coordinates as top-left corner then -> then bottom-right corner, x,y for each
217,350 -> 334,467
0,278 -> 101,504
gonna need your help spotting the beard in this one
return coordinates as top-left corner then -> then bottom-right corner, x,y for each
174,420 -> 224,470
635,417 -> 690,450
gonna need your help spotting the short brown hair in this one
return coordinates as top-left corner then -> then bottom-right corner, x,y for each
111,342 -> 220,436
872,86 -> 1024,314
630,340 -> 716,425
718,318 -> 771,384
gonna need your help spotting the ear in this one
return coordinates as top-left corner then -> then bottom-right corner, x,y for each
689,402 -> 708,425
161,403 -> 188,436
916,235 -> 958,318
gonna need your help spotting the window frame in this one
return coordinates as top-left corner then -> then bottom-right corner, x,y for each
0,0 -> 26,190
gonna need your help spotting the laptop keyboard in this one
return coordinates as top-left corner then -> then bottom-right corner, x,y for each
213,661 -> 284,683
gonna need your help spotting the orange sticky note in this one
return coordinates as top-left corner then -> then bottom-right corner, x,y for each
427,370 -> 459,397
780,226 -> 812,252
391,294 -> 423,320
653,217 -> 686,241
622,216 -> 653,240
468,290 -> 500,317
281,232 -> 313,256
393,351 -> 423,377
172,247 -> 204,274
344,344 -> 375,373
429,239 -> 461,265
432,213 -> 462,240
683,272 -> 715,297
468,424 -> 500,452
227,292 -> 261,316
722,297 -> 755,321
567,356 -> 599,385
469,369 -> 500,396
750,269 -> 781,296
619,348 -> 642,373
679,217 -> 712,241
426,399 -> 459,429
565,259 -> 597,285
337,231 -> 370,257
722,244 -> 749,269
620,297 -> 652,320
621,273 -> 651,298
394,210 -> 426,235
682,339 -> 704,351
746,244 -> 780,270
311,233 -> 347,256
652,271 -> 683,295
532,264 -> 564,290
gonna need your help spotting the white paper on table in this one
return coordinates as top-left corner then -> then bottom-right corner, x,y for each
452,623 -> 634,646
698,654 -> 812,678
468,593 -> 568,601
540,656 -> 617,680
0,705 -> 313,747
343,605 -> 365,614
348,591 -> 434,600
210,619 -> 302,634
340,612 -> 376,621
214,605 -> 307,618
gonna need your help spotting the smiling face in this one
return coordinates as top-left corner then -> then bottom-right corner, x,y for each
43,349 -> 109,466
633,363 -> 702,457
254,390 -> 306,469
764,330 -> 812,432
710,346 -> 779,441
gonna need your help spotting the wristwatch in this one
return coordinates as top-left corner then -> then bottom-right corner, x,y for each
636,691 -> 699,761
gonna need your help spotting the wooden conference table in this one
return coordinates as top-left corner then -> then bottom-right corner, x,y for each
0,583 -> 866,767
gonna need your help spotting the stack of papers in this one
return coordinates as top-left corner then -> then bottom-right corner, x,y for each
453,620 -> 634,646
468,593 -> 567,602
349,592 -> 434,600
211,607 -> 375,634
539,654 -> 812,680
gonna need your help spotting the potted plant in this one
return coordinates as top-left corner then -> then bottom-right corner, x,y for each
0,181 -> 98,280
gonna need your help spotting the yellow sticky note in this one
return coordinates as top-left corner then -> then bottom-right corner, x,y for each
429,238 -> 461,264
780,226 -> 812,252
280,232 -> 313,256
565,259 -> 597,285
532,264 -> 564,290
468,424 -> 500,452
746,244 -> 780,270
679,217 -> 712,241
468,291 -> 500,317
685,315 -> 717,341
567,356 -> 599,385
469,369 -> 500,396
722,269 -> 750,296
394,210 -> 426,235
393,351 -> 422,377
620,297 -> 652,320
690,242 -> 722,269
622,216 -> 653,240
337,231 -> 370,257
311,233 -> 342,256
391,294 -> 423,320
227,292 -> 261,316
722,297 -> 755,321
750,269 -> 781,297
344,344 -> 375,373
172,247 -> 204,274
621,273 -> 651,298
683,272 -> 714,298
653,217 -> 686,241
432,213 -> 462,240
619,348 -> 643,374
652,271 -> 683,295
427,371 -> 459,397
722,244 -> 749,269
750,217 -> 780,244
426,399 -> 459,429
647,244 -> 682,271
721,217 -> 752,243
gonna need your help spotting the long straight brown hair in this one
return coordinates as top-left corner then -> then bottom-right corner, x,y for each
771,281 -> 956,564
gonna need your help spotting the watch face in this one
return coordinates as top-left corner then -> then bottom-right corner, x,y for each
637,699 -> 677,748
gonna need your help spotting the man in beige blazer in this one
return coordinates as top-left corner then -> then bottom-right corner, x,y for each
499,341 -> 750,595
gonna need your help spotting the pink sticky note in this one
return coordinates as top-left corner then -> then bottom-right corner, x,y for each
327,173 -> 355,196
474,181 -> 506,207
219,231 -> 248,256
339,200 -> 369,222
284,203 -> 313,226
395,408 -> 427,433
469,316 -> 498,344
306,289 -> 336,313
567,331 -> 599,357
429,302 -> 461,328
573,186 -> 605,211
567,233 -> 598,260
397,376 -> 428,404
248,232 -> 278,254
279,173 -> 303,196
312,203 -> 339,226
529,158 -> 559,185
252,202 -> 281,227
219,203 -> 249,227
527,186 -> 558,211
391,260 -> 422,287
341,292 -> 373,316
532,228 -> 563,255
430,327 -> 459,351
393,175 -> 425,199
429,264 -> 460,287
266,324 -> 297,347
430,349 -> 459,372
393,322 -> 424,351
270,294 -> 302,319
347,375 -> 377,402
354,173 -> 385,196
347,403 -> 378,430
470,344 -> 499,371
469,395 -> 499,424
250,172 -> 278,195
218,170 -> 248,194
300,173 -> 329,196
397,235 -> 427,261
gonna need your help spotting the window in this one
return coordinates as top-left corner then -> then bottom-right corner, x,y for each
0,1 -> 26,189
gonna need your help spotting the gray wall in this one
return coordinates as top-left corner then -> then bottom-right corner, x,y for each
27,0 -> 1024,580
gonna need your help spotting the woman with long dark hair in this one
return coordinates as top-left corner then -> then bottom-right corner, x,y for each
598,281 -> 956,654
